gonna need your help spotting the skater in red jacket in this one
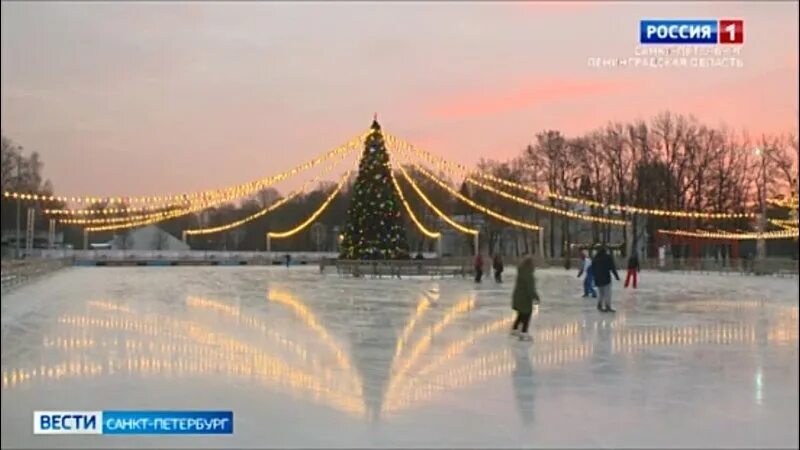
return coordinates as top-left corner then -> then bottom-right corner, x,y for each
624,252 -> 640,288
474,254 -> 484,283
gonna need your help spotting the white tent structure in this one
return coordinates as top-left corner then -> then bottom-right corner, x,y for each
111,225 -> 189,251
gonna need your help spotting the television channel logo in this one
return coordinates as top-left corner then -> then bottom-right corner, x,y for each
34,410 -> 234,435
640,19 -> 744,44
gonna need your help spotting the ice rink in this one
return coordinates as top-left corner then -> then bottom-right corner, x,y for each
1,266 -> 798,448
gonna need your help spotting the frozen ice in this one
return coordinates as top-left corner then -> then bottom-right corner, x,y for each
1,266 -> 798,448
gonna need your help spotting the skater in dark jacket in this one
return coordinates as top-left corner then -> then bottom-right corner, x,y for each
624,252 -> 640,288
493,254 -> 504,283
511,256 -> 540,341
591,247 -> 620,312
474,254 -> 484,283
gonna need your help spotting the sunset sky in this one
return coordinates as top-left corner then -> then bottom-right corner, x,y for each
1,1 -> 798,197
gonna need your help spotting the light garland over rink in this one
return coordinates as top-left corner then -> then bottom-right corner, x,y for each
385,133 -> 756,220
388,135 -> 628,226
658,228 -> 799,240
184,153 -> 351,236
51,146 -> 350,221
394,161 -> 478,236
8,134 -> 363,208
401,156 -> 542,231
388,162 -> 441,239
266,170 -> 352,240
767,197 -> 799,209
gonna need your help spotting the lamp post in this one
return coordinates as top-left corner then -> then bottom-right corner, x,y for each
15,154 -> 22,259
754,147 -> 767,261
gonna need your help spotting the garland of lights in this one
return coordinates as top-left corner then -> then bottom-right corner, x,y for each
267,170 -> 352,240
60,146 -> 358,227
768,218 -> 799,231
767,197 -> 800,209
5,134 -> 364,207
388,163 -> 440,239
657,228 -> 799,240
385,133 -> 756,220
387,135 -> 628,226
184,153 -> 352,236
394,160 -> 478,236
399,154 -> 541,231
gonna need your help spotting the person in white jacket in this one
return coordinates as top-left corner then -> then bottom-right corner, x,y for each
576,249 -> 596,298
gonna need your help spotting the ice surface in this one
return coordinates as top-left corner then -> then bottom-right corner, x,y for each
1,266 -> 798,448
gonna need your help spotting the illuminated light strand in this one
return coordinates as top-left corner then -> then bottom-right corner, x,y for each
388,162 -> 440,239
46,205 -> 184,215
767,197 -> 799,209
403,156 -> 541,231
7,134 -> 364,206
395,161 -> 477,235
57,141 -> 359,224
267,170 -> 351,240
71,149 -> 357,230
81,199 -> 221,231
388,136 -> 627,226
462,176 -> 627,226
768,218 -> 799,231
386,133 -> 755,220
658,228 -> 799,240
185,154 -> 350,236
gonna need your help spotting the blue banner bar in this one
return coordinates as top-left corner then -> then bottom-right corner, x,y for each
102,410 -> 233,435
640,20 -> 718,44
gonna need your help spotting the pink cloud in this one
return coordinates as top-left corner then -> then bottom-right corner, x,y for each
427,77 -> 634,119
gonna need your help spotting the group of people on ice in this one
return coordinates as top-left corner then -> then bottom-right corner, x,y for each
472,247 -> 642,341
472,253 -> 505,283
577,248 -> 640,312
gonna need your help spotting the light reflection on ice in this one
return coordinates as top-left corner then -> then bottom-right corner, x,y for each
1,267 -> 798,448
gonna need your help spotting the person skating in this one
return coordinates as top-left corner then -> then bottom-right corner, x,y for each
624,252 -> 640,288
474,254 -> 484,283
591,247 -> 620,313
284,253 -> 291,268
510,256 -> 540,341
493,254 -> 504,283
577,249 -> 596,298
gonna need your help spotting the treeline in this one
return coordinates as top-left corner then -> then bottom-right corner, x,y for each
2,111 -> 797,254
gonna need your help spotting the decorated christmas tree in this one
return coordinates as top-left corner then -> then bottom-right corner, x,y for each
339,117 -> 409,260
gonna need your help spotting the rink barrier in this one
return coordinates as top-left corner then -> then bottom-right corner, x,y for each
537,257 -> 798,277
333,258 -> 470,279
1,258 -> 71,290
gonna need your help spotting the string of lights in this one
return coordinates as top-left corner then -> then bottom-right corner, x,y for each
266,170 -> 352,240
767,197 -> 799,209
388,136 -> 628,226
402,156 -> 541,231
768,218 -> 799,228
68,145 -> 357,230
184,154 -> 350,236
394,160 -> 478,236
385,133 -> 756,220
657,228 -> 799,240
388,162 -> 441,239
5,134 -> 363,207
